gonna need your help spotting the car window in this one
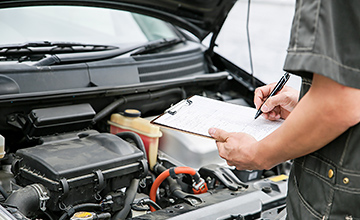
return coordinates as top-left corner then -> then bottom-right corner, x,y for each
0,6 -> 178,46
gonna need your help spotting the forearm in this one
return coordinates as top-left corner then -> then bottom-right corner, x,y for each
255,74 -> 360,169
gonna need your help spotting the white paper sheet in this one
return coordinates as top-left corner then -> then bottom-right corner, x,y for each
151,95 -> 283,140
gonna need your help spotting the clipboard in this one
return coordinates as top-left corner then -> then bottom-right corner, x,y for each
150,95 -> 283,140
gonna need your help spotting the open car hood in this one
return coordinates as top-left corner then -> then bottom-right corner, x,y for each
0,0 -> 237,41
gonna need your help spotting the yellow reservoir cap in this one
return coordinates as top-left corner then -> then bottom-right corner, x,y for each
123,109 -> 141,117
71,211 -> 94,220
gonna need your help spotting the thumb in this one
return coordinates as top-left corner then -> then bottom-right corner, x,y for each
208,128 -> 229,142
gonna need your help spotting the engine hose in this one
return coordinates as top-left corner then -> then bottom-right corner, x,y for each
5,184 -> 49,217
115,132 -> 147,161
158,169 -> 190,204
92,87 -> 186,124
112,178 -> 140,220
58,203 -> 102,220
154,164 -> 206,201
149,166 -> 198,212
155,164 -> 192,197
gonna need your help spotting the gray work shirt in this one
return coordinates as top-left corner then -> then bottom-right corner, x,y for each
283,0 -> 360,219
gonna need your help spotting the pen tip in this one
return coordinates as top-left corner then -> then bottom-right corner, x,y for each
254,111 -> 262,119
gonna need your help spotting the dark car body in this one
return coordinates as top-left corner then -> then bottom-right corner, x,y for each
0,1 -> 288,219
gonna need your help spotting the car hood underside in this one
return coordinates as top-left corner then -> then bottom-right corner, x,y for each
0,0 -> 237,41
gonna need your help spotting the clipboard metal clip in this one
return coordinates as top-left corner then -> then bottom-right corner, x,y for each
166,99 -> 192,115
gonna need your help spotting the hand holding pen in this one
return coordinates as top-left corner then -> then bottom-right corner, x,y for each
254,72 -> 297,120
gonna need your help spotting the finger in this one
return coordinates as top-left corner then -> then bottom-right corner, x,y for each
262,110 -> 280,121
226,161 -> 235,167
267,111 -> 281,120
254,84 -> 276,109
216,142 -> 226,159
261,105 -> 281,120
216,142 -> 235,166
262,112 -> 270,120
217,144 -> 236,167
261,92 -> 295,113
268,106 -> 281,120
209,127 -> 229,142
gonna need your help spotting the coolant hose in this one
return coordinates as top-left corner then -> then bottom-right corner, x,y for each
112,178 -> 140,220
149,167 -> 197,212
156,165 -> 193,205
115,132 -> 147,161
92,87 -> 186,124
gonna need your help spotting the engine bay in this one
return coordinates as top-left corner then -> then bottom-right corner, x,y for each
0,41 -> 288,220
0,1 -> 290,219
0,84 -> 289,220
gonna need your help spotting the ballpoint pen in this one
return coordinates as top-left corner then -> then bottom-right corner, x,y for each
254,72 -> 290,119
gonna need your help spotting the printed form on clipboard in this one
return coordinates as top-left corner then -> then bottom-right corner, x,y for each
150,95 -> 283,141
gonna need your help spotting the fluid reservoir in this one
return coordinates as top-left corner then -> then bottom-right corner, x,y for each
109,109 -> 162,170
0,135 -> 5,159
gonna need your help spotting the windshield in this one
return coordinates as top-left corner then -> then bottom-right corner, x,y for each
0,5 -> 179,46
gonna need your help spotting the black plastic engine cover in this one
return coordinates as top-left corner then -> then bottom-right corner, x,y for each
24,103 -> 95,138
13,132 -> 146,211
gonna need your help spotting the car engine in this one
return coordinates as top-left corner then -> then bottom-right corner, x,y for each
0,88 -> 289,220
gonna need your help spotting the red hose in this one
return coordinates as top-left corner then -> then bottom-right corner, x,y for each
149,167 -> 197,212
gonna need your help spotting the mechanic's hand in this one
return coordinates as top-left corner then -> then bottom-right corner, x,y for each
254,84 -> 299,120
208,127 -> 260,170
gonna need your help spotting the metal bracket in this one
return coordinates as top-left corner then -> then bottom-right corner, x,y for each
199,164 -> 248,191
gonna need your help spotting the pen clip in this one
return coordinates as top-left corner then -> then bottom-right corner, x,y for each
274,72 -> 290,93
281,72 -> 290,88
166,99 -> 192,115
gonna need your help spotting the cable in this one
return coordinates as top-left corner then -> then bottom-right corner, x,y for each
115,132 -> 147,161
246,0 -> 255,86
43,211 -> 54,220
112,179 -> 140,220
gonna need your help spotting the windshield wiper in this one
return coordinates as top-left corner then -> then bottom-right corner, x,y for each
34,38 -> 185,66
0,41 -> 118,62
129,38 -> 185,56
